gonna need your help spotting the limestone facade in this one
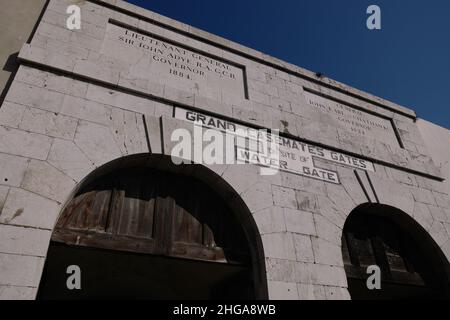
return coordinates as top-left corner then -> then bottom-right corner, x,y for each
0,0 -> 449,300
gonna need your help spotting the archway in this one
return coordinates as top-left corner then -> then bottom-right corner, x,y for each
37,154 -> 268,299
341,203 -> 450,300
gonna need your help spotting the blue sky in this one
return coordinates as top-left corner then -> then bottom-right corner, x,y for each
125,0 -> 450,129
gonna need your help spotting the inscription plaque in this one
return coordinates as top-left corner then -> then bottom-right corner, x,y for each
175,107 -> 375,184
304,91 -> 400,147
102,23 -> 246,101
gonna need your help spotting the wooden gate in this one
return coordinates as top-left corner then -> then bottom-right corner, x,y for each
53,168 -> 250,264
342,204 -> 450,299
38,166 -> 260,299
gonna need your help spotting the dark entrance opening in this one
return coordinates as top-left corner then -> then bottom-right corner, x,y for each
38,243 -> 250,299
37,160 -> 266,299
342,203 -> 450,300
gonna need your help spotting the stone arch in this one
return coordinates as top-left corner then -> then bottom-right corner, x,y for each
341,202 -> 450,299
37,153 -> 268,299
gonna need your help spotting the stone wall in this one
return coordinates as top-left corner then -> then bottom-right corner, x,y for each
0,0 -> 449,300
417,119 -> 450,195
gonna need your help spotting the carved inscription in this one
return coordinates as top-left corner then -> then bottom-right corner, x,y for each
175,107 -> 375,184
102,23 -> 246,100
304,91 -> 399,146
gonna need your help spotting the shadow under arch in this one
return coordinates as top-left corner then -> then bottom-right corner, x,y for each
37,153 -> 268,300
342,202 -> 450,300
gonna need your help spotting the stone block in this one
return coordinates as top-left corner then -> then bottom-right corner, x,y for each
153,101 -> 173,118
313,214 -> 342,245
316,195 -> 346,229
261,233 -> 296,261
270,96 -> 292,113
47,139 -> 96,182
434,191 -> 450,209
161,85 -> 193,107
427,205 -> 448,223
41,7 -> 67,28
337,168 -> 369,205
19,107 -> 78,140
368,173 -> 415,214
0,153 -> 30,187
0,224 -> 51,257
109,108 -> 149,155
73,59 -> 120,86
296,283 -> 315,300
85,84 -> 156,116
279,172 -> 327,195
387,167 -> 417,186
35,21 -> 70,43
265,74 -> 285,90
410,186 -> 437,205
265,258 -> 297,282
284,208 -> 316,235
220,164 -> 260,196
21,160 -> 76,203
32,33 -> 91,61
252,206 -> 286,235
69,32 -> 103,52
5,80 -> 65,114
0,102 -> 26,128
60,96 -> 112,126
311,237 -> 344,267
412,202 -> 434,232
294,261 -> 315,284
0,188 -> 61,229
292,234 -> 315,263
74,120 -> 122,167
415,176 -> 447,194
272,185 -> 297,209
240,181 -> 273,213
248,79 -> 278,97
312,285 -> 350,300
194,95 -> 233,118
0,126 -> 52,160
0,186 -> 9,212
429,220 -> 448,247
15,66 -> 88,98
295,190 -> 319,213
0,285 -> 37,300
18,43 -> 75,73
14,66 -> 47,88
246,66 -> 266,82
312,264 -> 347,287
0,254 -> 45,287
324,183 -> 357,216
267,281 -> 298,300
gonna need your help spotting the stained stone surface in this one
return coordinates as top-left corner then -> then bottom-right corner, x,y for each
417,119 -> 450,195
0,0 -> 449,300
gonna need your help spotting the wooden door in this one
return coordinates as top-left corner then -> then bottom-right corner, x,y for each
52,168 -> 250,265
342,211 -> 449,299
